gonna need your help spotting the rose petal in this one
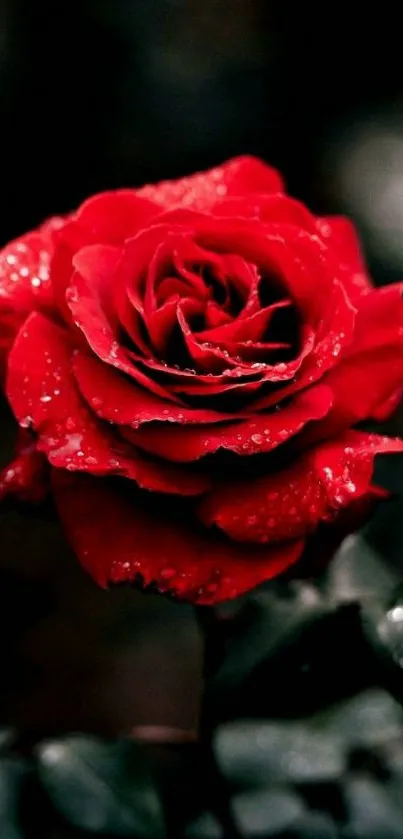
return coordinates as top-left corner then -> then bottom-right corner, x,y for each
316,217 -> 372,299
305,284 -> 403,438
137,155 -> 284,211
67,246 -> 181,402
51,192 -> 159,320
252,278 -> 356,411
176,304 -> 240,373
0,221 -> 62,363
151,213 -> 333,320
73,350 -> 244,425
75,191 -> 159,244
199,431 -> 403,543
213,193 -> 317,229
196,300 -> 291,345
72,244 -> 122,319
128,385 -> 333,461
53,471 -> 303,604
6,313 -> 209,496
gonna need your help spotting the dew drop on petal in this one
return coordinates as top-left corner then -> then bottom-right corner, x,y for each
251,433 -> 263,445
19,416 -> 33,429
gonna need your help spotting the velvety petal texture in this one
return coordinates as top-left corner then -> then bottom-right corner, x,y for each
0,155 -> 402,604
53,472 -> 304,604
0,217 -> 64,375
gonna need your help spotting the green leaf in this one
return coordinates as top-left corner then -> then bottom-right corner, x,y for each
214,719 -> 346,786
36,734 -> 165,837
343,774 -> 403,838
210,579 -> 329,699
321,533 -> 400,607
230,788 -> 305,836
0,758 -> 27,839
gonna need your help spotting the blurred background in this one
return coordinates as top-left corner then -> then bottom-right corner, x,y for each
2,4 -> 403,836
2,0 -> 403,283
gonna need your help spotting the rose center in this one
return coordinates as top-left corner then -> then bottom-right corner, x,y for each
123,252 -> 302,376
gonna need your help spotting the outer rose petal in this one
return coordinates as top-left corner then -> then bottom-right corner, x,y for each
53,472 -> 304,605
74,191 -> 159,244
51,192 -> 159,320
6,313 -> 210,496
137,156 -> 284,211
199,431 -> 403,543
316,217 -> 372,299
0,219 -> 64,366
0,432 -> 49,503
212,194 -> 316,229
306,284 -> 403,438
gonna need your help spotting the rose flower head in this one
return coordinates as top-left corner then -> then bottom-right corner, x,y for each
1,156 -> 403,604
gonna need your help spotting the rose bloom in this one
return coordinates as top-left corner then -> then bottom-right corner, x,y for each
0,157 -> 402,604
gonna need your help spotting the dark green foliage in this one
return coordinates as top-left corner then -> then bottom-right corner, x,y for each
2,512 -> 403,837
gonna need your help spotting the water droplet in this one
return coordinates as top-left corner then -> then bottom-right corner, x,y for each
109,342 -> 119,359
20,415 -> 33,428
40,394 -> 52,403
251,433 -> 263,445
50,433 -> 84,460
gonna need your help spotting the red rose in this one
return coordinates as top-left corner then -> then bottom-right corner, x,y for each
1,156 -> 403,604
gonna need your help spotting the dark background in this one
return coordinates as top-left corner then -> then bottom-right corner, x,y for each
2,4 -> 403,836
1,0 -> 403,280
